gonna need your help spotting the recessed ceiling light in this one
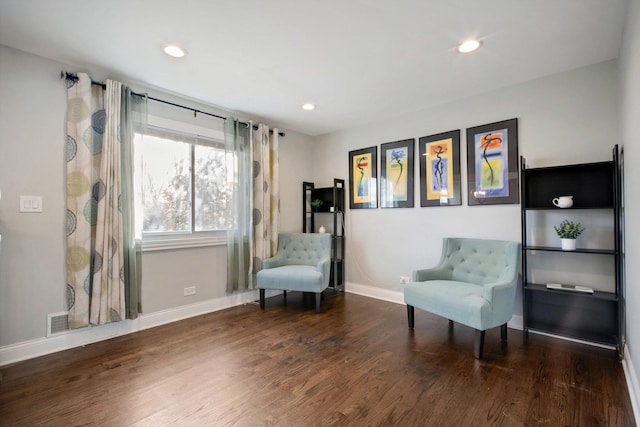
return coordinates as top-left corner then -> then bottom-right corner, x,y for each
164,45 -> 185,58
458,39 -> 481,53
301,103 -> 316,111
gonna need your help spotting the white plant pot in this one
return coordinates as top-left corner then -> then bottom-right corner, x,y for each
561,238 -> 576,251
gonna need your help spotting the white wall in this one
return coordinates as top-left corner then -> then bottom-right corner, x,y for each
619,0 -> 640,416
0,45 -> 314,347
0,45 -> 67,346
279,129 -> 317,233
313,60 -> 620,318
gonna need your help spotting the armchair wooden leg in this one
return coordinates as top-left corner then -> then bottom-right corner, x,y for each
474,329 -> 485,359
283,290 -> 287,306
407,305 -> 415,329
259,289 -> 265,309
501,324 -> 508,341
315,293 -> 321,313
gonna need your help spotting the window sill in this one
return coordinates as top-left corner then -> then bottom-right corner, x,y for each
139,234 -> 227,252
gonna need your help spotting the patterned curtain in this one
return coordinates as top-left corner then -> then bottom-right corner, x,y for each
66,75 -> 103,328
252,124 -> 279,274
224,121 -> 280,292
89,80 -> 125,324
66,74 -> 142,327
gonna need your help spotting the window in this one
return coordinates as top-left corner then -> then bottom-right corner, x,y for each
134,117 -> 228,249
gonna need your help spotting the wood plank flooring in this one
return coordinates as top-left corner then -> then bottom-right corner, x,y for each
0,292 -> 635,426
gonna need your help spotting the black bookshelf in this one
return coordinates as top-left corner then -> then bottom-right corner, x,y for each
520,146 -> 624,357
303,179 -> 345,291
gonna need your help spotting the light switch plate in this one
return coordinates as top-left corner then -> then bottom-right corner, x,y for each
20,196 -> 43,213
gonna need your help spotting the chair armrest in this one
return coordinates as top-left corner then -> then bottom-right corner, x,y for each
262,255 -> 285,269
482,281 -> 515,303
412,267 -> 449,282
482,280 -> 517,325
316,258 -> 331,282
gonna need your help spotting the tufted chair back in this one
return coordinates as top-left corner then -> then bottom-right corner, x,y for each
437,238 -> 520,286
274,233 -> 331,266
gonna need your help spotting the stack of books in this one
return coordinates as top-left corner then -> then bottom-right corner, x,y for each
546,283 -> 594,294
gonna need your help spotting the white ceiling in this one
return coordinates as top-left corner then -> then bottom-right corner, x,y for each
0,0 -> 629,136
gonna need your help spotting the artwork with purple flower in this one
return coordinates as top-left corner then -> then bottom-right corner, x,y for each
466,118 -> 519,205
381,139 -> 414,208
419,130 -> 461,207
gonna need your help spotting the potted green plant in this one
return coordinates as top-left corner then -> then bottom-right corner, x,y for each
553,219 -> 585,251
311,199 -> 323,212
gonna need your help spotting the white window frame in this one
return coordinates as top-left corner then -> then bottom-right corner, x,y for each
136,116 -> 227,252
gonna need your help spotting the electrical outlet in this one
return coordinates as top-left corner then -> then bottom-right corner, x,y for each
183,286 -> 196,296
400,276 -> 409,284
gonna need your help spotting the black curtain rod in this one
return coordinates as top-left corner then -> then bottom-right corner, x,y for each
61,72 -> 284,137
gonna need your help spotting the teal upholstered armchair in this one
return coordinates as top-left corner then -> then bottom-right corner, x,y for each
257,233 -> 332,313
404,237 -> 521,358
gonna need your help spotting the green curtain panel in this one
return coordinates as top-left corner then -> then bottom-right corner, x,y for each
121,88 -> 147,319
225,119 -> 253,292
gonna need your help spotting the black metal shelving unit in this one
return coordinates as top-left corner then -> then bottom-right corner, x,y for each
303,179 -> 345,291
520,145 -> 624,358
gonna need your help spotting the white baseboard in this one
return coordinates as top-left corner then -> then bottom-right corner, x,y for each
345,281 -> 404,304
0,288 -> 280,367
622,345 -> 640,424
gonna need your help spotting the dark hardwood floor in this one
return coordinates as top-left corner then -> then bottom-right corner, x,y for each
0,292 -> 635,426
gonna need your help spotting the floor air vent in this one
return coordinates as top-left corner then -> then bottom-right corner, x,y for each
47,312 -> 70,337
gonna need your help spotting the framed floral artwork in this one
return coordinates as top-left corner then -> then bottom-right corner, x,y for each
466,118 -> 519,205
349,146 -> 377,209
380,139 -> 414,208
419,130 -> 461,207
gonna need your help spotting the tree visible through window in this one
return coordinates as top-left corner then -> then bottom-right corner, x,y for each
134,126 -> 228,237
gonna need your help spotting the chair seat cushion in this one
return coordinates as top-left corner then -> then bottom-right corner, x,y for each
404,280 -> 491,330
256,265 -> 327,293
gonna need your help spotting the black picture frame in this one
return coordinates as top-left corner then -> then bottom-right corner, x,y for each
419,130 -> 461,207
380,139 -> 414,208
466,118 -> 519,206
349,146 -> 377,209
